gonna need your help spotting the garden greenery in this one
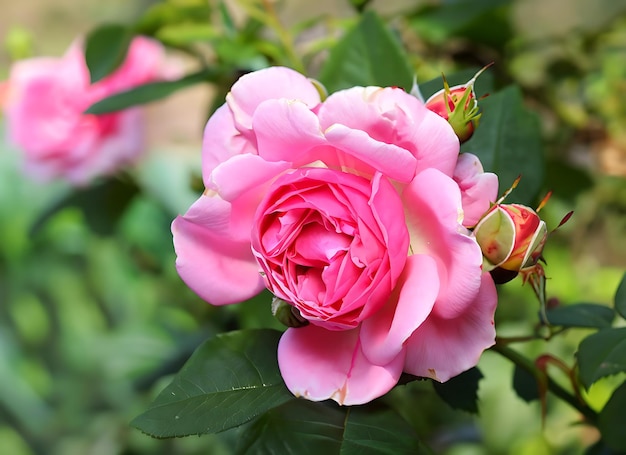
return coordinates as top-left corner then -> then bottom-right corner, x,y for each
2,0 -> 626,454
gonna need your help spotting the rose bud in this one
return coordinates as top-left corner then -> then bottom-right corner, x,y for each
473,203 -> 548,283
425,64 -> 491,143
271,296 -> 309,328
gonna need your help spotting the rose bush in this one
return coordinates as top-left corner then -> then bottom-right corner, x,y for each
172,67 -> 500,405
3,36 -> 168,185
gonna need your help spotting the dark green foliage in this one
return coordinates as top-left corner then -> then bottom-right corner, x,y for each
432,367 -> 483,414
85,24 -> 134,83
319,11 -> 413,93
132,329 -> 294,438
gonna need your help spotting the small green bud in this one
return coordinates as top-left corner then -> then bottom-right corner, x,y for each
271,297 -> 309,328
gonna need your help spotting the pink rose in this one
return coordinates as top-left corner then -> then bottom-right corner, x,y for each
3,36 -> 168,185
172,67 -> 499,405
251,168 -> 409,331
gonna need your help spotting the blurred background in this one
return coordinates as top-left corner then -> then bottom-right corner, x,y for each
1,0 -> 625,454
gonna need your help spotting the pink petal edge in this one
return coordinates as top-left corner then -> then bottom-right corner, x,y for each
278,324 -> 405,405
172,194 -> 264,305
404,272 -> 498,382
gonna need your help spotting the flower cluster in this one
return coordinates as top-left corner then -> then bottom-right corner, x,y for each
172,67 -> 501,405
2,36 -> 169,185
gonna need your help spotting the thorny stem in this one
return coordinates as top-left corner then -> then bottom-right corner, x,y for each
490,342 -> 598,425
536,354 -> 587,406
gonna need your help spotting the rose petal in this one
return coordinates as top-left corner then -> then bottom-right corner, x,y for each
172,194 -> 264,305
63,109 -> 144,185
318,86 -> 458,177
404,169 -> 484,318
252,99 -> 327,163
209,153 -> 292,201
453,153 -> 499,227
360,254 -> 439,365
5,57 -> 86,153
325,124 -> 417,182
227,66 -> 321,133
278,324 -> 405,405
201,104 -> 257,186
410,108 -> 459,176
403,272 -> 497,381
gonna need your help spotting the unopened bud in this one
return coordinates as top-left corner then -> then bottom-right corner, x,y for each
425,64 -> 491,143
271,296 -> 309,328
474,203 -> 548,277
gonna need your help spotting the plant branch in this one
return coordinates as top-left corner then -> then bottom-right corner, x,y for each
490,342 -> 598,425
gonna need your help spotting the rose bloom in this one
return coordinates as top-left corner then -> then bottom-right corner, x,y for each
3,36 -> 168,185
173,67 -> 500,405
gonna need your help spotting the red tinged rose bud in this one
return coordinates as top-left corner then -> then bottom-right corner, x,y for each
473,181 -> 573,322
425,64 -> 492,143
473,203 -> 548,277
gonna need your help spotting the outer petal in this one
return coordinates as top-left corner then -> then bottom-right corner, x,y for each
453,153 -> 499,227
5,56 -> 86,154
404,272 -> 497,381
63,109 -> 144,185
209,153 -> 292,201
410,110 -> 459,176
172,194 -> 264,305
278,325 -> 404,405
324,124 -> 417,182
227,66 -> 321,133
252,99 -> 327,163
360,254 -> 439,366
201,104 -> 257,186
404,169 -> 484,318
318,86 -> 459,177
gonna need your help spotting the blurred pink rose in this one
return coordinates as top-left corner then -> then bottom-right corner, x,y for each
3,36 -> 168,185
172,67 -> 499,405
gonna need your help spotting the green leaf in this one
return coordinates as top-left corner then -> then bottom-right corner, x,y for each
237,400 -> 429,455
513,364 -> 540,402
319,10 -> 413,94
218,0 -> 237,37
585,439 -> 624,455
85,70 -> 216,114
432,367 -> 483,413
462,85 -> 545,205
342,406 -> 430,454
545,159 -> 594,203
411,0 -> 512,47
237,400 -> 344,454
614,273 -> 626,320
546,303 -> 615,329
131,329 -> 294,438
29,176 -> 139,237
135,1 -> 212,36
577,328 -> 626,389
349,0 -> 373,13
155,23 -> 220,46
85,24 -> 133,84
598,381 -> 626,452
